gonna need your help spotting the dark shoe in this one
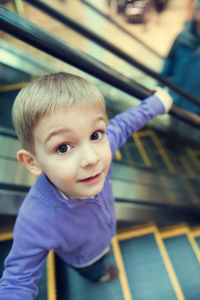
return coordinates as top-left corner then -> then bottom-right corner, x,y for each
99,265 -> 119,282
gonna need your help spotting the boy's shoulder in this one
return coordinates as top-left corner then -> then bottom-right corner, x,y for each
18,174 -> 56,220
14,175 -> 57,241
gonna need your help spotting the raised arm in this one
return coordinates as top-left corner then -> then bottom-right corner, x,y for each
106,89 -> 173,156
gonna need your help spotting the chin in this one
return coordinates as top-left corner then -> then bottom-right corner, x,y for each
86,184 -> 104,198
92,184 -> 104,197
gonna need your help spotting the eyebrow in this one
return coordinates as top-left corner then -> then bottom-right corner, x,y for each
44,116 -> 105,145
44,128 -> 72,145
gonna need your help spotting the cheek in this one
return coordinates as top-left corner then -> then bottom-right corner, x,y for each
58,161 -> 78,181
50,167 -> 77,191
102,142 -> 112,169
44,157 -> 78,184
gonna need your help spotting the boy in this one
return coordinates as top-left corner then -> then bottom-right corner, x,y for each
0,72 -> 172,300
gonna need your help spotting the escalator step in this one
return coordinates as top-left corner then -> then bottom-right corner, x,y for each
194,236 -> 200,248
163,234 -> 200,300
35,263 -> 48,300
55,250 -> 123,300
119,233 -> 178,300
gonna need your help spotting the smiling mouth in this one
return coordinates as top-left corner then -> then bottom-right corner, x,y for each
79,173 -> 102,184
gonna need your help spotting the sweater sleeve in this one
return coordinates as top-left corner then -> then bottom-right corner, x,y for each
106,93 -> 165,157
0,200 -> 56,300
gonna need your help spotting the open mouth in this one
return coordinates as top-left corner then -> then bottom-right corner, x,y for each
79,173 -> 101,184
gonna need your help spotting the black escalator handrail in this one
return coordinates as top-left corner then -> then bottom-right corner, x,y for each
23,0 -> 200,108
80,0 -> 164,59
0,5 -> 199,129
170,104 -> 200,125
0,182 -> 30,193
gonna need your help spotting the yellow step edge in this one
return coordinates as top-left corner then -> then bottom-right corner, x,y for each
14,0 -> 25,16
117,222 -> 155,234
112,236 -> 133,300
191,227 -> 200,238
115,150 -> 122,160
186,148 -> 200,170
0,82 -> 27,92
47,250 -> 57,300
148,131 -> 176,173
117,224 -> 184,300
192,150 -> 200,155
186,229 -> 200,264
154,228 -> 185,300
123,145 -> 134,164
137,130 -> 176,173
0,231 -> 13,242
179,156 -> 195,178
160,224 -> 189,239
132,133 -> 151,167
161,225 -> 200,264
117,224 -> 157,241
136,130 -> 153,138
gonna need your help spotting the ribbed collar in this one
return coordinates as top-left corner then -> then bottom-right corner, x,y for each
31,173 -> 102,209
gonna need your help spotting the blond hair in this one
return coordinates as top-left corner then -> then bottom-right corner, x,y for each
12,72 -> 105,152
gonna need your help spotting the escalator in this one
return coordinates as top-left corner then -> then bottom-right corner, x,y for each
0,1 -> 200,299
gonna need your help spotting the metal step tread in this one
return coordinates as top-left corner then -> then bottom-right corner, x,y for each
161,225 -> 200,300
116,224 -> 183,300
55,249 -> 124,300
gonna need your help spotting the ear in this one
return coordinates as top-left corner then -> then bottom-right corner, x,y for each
17,149 -> 43,176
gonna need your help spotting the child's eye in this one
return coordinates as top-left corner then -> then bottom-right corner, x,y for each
56,143 -> 71,154
91,131 -> 103,141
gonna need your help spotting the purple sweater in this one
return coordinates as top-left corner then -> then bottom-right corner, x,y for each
0,95 -> 164,299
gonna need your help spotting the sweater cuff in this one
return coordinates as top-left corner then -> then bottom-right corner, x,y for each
144,93 -> 165,116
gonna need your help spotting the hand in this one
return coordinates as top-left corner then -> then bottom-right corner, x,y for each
152,86 -> 173,113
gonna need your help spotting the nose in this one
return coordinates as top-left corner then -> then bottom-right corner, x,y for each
80,143 -> 99,168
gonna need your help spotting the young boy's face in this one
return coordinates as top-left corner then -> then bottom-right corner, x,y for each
31,104 -> 112,199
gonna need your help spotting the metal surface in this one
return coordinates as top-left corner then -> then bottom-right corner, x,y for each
0,5 -> 199,128
0,135 -> 35,187
0,39 -> 55,79
0,189 -> 26,215
112,162 -> 193,205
